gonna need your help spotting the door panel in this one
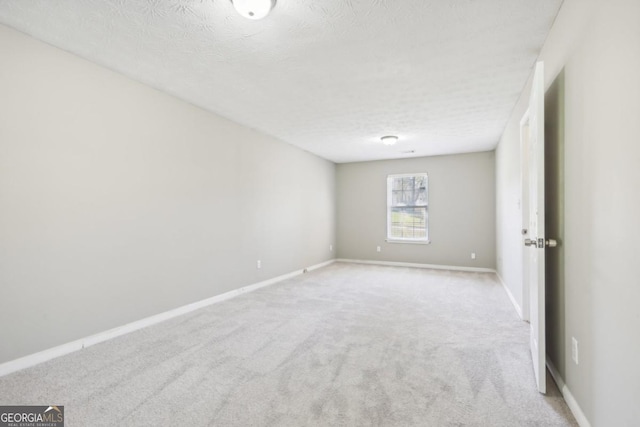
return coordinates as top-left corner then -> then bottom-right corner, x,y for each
527,61 -> 546,394
520,114 -> 530,322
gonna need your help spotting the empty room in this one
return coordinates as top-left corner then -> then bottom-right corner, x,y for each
0,0 -> 638,426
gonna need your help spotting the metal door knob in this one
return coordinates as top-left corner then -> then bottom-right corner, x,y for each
545,239 -> 558,248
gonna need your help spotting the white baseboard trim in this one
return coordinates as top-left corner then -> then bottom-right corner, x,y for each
495,272 -> 523,319
336,258 -> 496,273
547,357 -> 591,427
0,259 -> 336,378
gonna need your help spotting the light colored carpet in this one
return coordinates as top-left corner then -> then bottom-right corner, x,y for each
0,262 -> 577,426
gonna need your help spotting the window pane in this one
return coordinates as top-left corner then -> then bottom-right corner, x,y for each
387,173 -> 428,242
390,176 -> 428,207
389,207 -> 427,239
392,178 -> 403,191
391,189 -> 403,205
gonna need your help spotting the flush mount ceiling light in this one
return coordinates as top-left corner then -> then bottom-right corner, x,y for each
231,0 -> 276,20
381,135 -> 399,146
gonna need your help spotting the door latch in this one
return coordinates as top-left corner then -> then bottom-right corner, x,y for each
545,239 -> 558,248
525,238 -> 558,248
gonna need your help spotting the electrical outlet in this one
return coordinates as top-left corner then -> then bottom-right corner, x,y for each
257,260 -> 261,269
376,246 -> 381,252
329,244 -> 333,251
571,337 -> 579,364
471,252 -> 476,260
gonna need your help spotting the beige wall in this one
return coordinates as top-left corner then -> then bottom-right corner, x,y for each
0,25 -> 336,364
495,0 -> 640,424
337,152 -> 495,269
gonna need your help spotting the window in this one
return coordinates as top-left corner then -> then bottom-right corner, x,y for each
387,173 -> 429,243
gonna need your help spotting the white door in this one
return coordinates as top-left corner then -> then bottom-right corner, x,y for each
525,61 -> 546,394
520,112 -> 530,323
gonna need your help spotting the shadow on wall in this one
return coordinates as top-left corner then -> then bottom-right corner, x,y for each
544,70 -> 565,379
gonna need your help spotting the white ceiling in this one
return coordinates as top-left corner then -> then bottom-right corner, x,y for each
0,0 -> 563,163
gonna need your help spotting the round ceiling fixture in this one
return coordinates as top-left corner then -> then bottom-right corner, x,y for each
381,135 -> 399,146
231,0 -> 276,20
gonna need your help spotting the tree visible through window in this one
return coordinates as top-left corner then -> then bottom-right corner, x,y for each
387,173 -> 429,242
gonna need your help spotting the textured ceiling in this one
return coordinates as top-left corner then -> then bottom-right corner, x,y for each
0,0 -> 563,163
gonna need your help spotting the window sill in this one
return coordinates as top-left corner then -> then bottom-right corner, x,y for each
385,239 -> 431,245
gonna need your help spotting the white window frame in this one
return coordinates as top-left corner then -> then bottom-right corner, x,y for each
386,173 -> 430,244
